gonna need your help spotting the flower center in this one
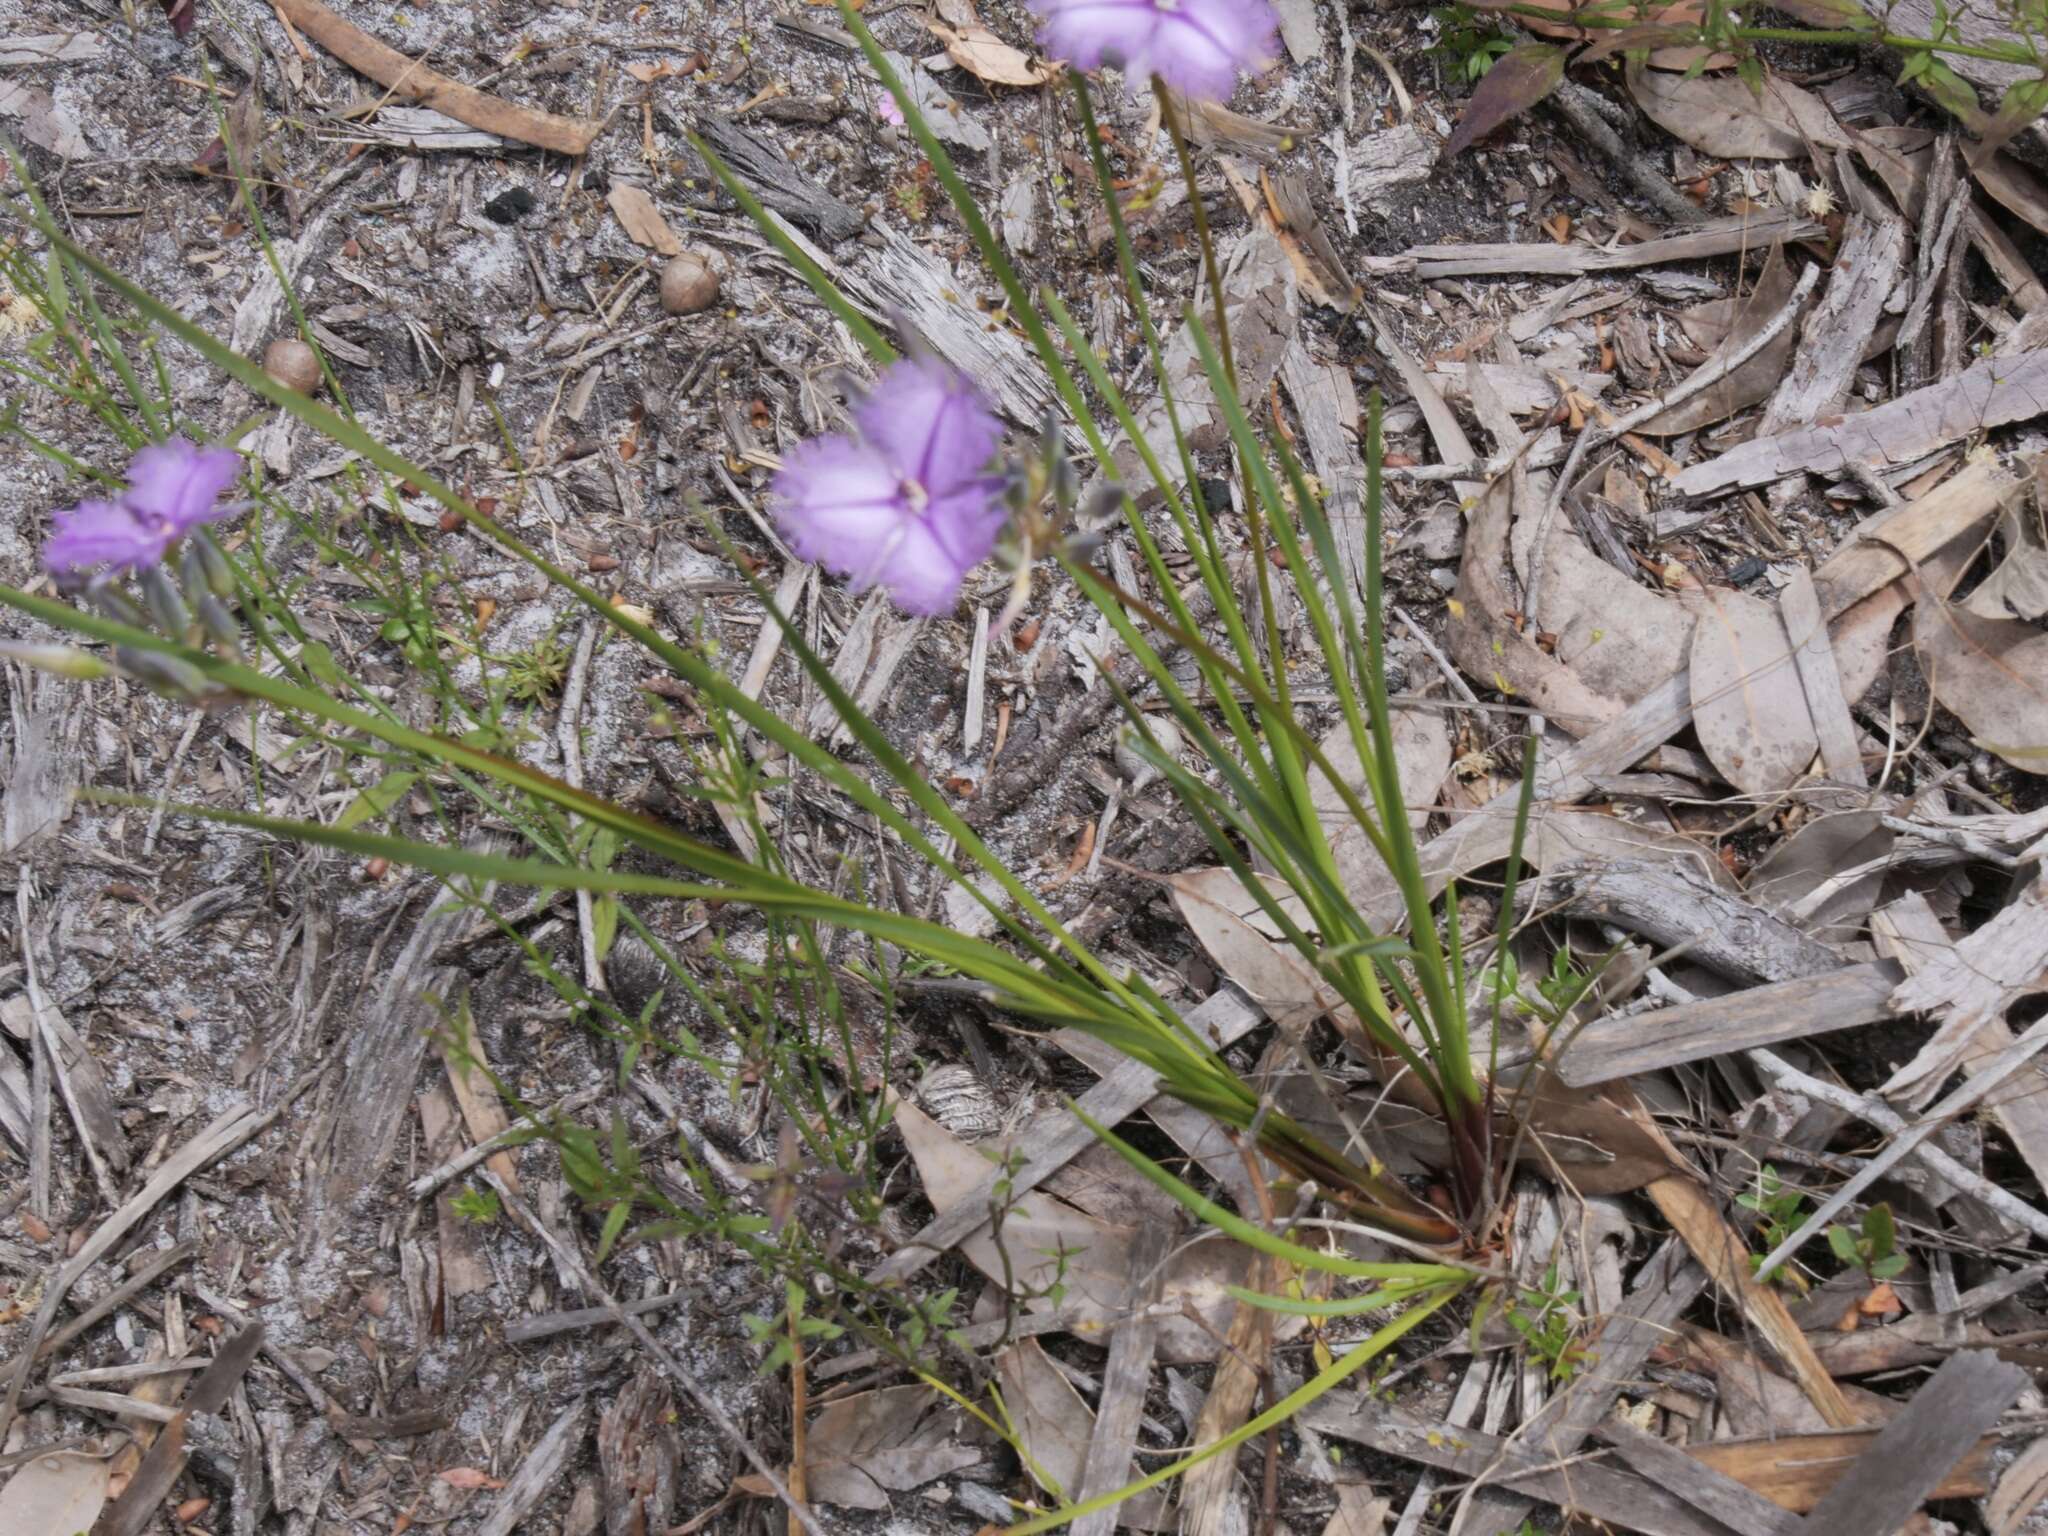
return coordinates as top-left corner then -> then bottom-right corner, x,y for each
901,477 -> 930,515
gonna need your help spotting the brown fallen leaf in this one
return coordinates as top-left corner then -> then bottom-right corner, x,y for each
1962,497 -> 2048,622
927,19 -> 1053,86
1444,43 -> 1568,157
1448,476 -> 1629,737
1637,246 -> 1799,436
1913,588 -> 2048,775
607,183 -> 682,255
1626,61 -> 1847,158
800,1384 -> 987,1510
892,1101 -> 1249,1361
1987,1434 -> 2048,1536
273,0 -> 603,156
1690,586 -> 1819,795
0,1452 -> 106,1533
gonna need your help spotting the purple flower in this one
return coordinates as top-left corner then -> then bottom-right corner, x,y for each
771,358 -> 1006,615
1026,0 -> 1279,102
44,437 -> 240,581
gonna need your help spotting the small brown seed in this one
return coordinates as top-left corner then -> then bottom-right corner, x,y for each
659,251 -> 721,315
262,337 -> 322,395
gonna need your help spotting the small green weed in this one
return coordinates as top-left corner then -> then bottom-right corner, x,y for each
450,1186 -> 501,1224
1429,4 -> 1516,82
1503,1263 -> 1591,1382
1738,1165 -> 1812,1292
1828,1202 -> 1908,1283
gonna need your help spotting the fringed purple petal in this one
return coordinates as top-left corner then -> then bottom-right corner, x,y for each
44,499 -> 170,576
770,434 -> 910,577
123,437 -> 242,536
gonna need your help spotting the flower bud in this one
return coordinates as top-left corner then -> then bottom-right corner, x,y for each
92,587 -> 148,629
197,593 -> 243,661
0,641 -> 112,681
115,646 -> 216,700
137,564 -> 191,639
188,531 -> 236,598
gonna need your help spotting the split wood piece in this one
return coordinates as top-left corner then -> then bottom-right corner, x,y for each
475,1399 -> 591,1536
320,925 -> 466,1223
848,226 -> 1065,436
1644,1169 -> 1863,1431
557,619 -> 607,997
1673,344 -> 2048,496
1798,1350 -> 2027,1536
1757,206 -> 1908,436
0,1097 -> 271,1446
1179,1250 -> 1275,1536
272,0 -> 602,156
1279,344 -> 1368,600
92,1323 -> 263,1536
1873,889 -> 2048,1211
1809,457 -> 2021,619
1685,1427 -> 1995,1510
1071,1226 -> 1171,1536
1780,567 -> 1868,786
418,1088 -> 491,1300
1756,1011 -> 2048,1277
1540,857 -> 1844,989
1300,1391 -> 1765,1536
1751,1047 -> 2048,1246
695,116 -> 865,242
866,984 -> 1264,1286
1406,211 -> 1827,278
1553,961 -> 1903,1086
437,1001 -> 520,1194
16,885 -> 126,1205
1592,1416 -> 1803,1536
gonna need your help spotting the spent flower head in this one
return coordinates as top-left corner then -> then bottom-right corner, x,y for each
45,436 -> 241,584
1026,0 -> 1279,102
770,357 -> 1006,615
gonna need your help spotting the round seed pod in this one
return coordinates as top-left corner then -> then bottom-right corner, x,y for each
659,251 -> 720,315
262,338 -> 321,395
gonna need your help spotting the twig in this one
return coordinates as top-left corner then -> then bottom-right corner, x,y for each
272,0 -> 604,154
1526,262 -> 1821,627
1545,82 -> 1709,227
1746,1049 -> 2048,1245
405,1085 -> 602,1200
482,1170 -> 829,1536
1753,1013 -> 2048,1277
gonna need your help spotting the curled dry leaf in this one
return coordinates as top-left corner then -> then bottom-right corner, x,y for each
892,1101 -> 1248,1361
802,1383 -> 987,1510
1913,592 -> 2048,775
1448,476 -> 1631,737
1689,587 -> 1820,795
927,19 -> 1053,86
1626,61 -> 1847,159
1963,501 -> 2048,623
991,1340 -> 1170,1524
1511,479 -> 1704,705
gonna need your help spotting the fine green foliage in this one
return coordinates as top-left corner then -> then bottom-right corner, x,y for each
1740,1165 -> 1813,1291
0,0 -> 1577,1519
1503,1262 -> 1592,1381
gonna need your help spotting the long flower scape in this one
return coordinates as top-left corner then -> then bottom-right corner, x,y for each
1026,0 -> 1280,102
770,358 -> 1007,616
44,436 -> 241,582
